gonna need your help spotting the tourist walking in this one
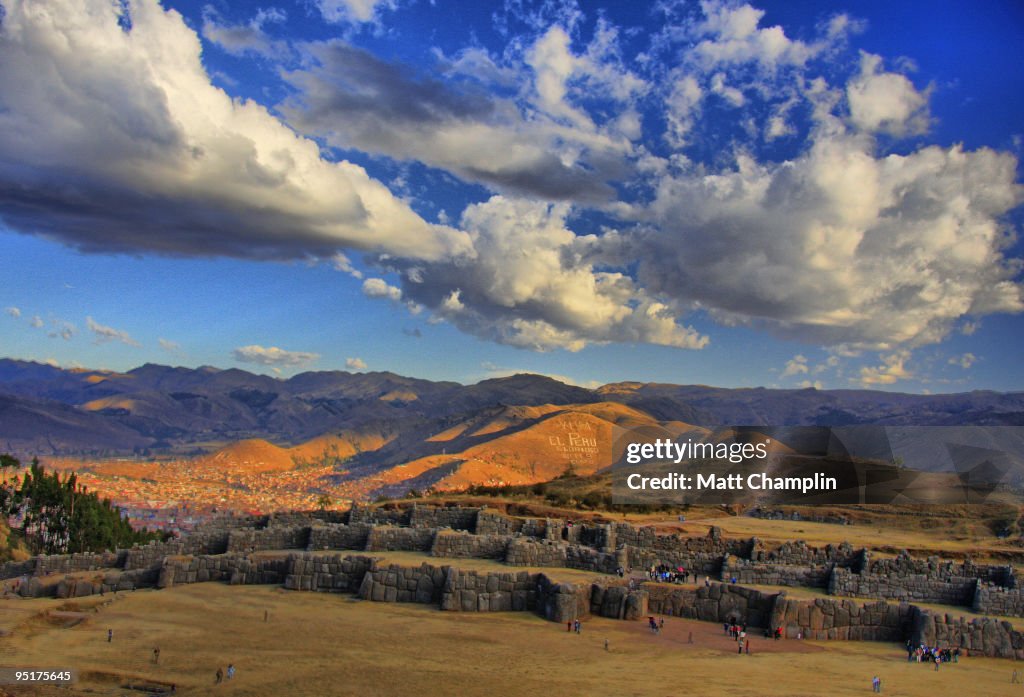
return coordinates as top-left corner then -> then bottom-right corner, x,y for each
215,668 -> 223,684
107,629 -> 112,643
872,675 -> 881,693
153,647 -> 160,664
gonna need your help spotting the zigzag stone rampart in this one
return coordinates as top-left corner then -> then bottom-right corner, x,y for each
7,504 -> 1024,657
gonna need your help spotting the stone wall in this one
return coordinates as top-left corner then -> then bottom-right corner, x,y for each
365,526 -> 436,552
264,511 -> 346,528
348,504 -> 409,527
623,527 -> 739,576
646,582 -> 776,628
0,559 -> 36,581
829,566 -> 979,606
564,544 -> 621,575
409,505 -> 480,531
357,562 -> 448,604
535,574 -> 591,623
157,553 -> 290,588
226,526 -> 311,553
751,540 -> 860,568
283,553 -> 375,593
769,595 -> 913,641
911,607 -> 1024,659
721,555 -> 832,589
12,503 -> 1024,655
440,568 -> 539,612
863,553 -> 1008,584
476,510 -> 524,536
521,518 -> 551,539
590,584 -> 648,620
35,551 -> 123,575
0,551 -> 123,579
505,538 -> 569,567
306,523 -> 372,551
430,530 -> 508,559
55,568 -> 158,598
581,524 -> 616,551
123,533 -> 230,571
973,583 -> 1024,618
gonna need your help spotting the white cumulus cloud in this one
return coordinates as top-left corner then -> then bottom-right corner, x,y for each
362,278 -> 402,301
781,354 -> 809,378
847,52 -> 930,136
0,0 -> 467,263
857,351 -> 912,386
232,344 -> 320,367
86,316 -> 141,346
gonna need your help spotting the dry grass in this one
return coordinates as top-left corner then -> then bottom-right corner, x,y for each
0,583 -> 1019,697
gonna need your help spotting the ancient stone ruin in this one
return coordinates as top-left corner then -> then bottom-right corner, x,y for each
4,503 -> 1024,659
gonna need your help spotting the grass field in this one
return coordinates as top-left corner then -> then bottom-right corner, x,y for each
0,583 -> 1019,697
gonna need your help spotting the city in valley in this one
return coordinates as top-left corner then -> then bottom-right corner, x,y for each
43,455 -> 348,533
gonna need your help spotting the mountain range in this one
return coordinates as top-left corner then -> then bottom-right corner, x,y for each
3,358 -> 1024,460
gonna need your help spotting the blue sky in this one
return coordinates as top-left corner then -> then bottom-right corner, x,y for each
0,0 -> 1022,391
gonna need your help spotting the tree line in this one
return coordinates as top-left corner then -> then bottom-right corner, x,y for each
1,454 -> 165,555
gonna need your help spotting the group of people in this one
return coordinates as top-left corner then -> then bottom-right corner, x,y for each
566,619 -> 583,634
724,621 -> 752,654
214,664 -> 236,684
906,642 -> 959,669
723,621 -> 746,639
647,564 -> 693,584
647,616 -> 665,634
